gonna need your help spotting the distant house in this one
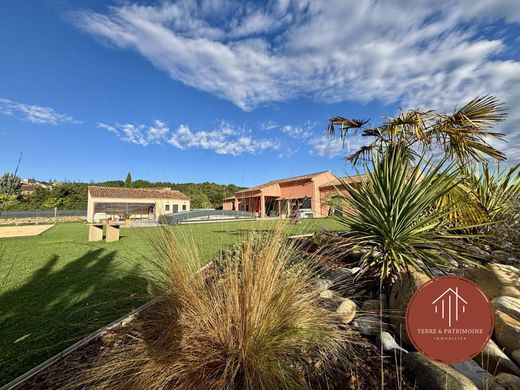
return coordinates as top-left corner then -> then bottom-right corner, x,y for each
20,183 -> 38,196
20,180 -> 55,196
87,186 -> 190,223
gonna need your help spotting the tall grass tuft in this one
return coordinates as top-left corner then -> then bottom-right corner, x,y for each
79,226 -> 355,389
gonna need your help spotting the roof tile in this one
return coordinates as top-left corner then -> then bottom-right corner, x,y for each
88,186 -> 190,200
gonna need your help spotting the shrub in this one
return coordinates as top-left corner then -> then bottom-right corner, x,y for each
81,228 -> 354,389
333,149 -> 480,280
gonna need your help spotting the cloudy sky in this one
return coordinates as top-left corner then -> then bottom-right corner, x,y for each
1,0 -> 519,186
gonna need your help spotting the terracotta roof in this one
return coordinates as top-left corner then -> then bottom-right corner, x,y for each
319,174 -> 367,188
236,171 -> 331,194
21,184 -> 37,191
88,186 -> 190,200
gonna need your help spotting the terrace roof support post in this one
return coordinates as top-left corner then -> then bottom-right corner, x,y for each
260,192 -> 266,219
234,197 -> 238,211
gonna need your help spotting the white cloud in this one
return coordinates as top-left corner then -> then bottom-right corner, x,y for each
310,134 -> 365,159
167,122 -> 279,155
73,0 -> 520,157
281,121 -> 315,139
261,120 -> 278,131
0,98 -> 81,125
98,119 -> 278,155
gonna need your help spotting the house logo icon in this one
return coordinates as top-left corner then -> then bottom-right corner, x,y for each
432,287 -> 467,327
406,276 -> 493,364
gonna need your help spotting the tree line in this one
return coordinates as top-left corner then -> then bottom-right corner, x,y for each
0,172 -> 244,210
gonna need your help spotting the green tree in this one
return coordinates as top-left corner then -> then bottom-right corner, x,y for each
125,172 -> 132,187
0,173 -> 22,196
188,191 -> 212,209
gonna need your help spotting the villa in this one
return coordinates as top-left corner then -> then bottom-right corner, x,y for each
223,171 -> 364,218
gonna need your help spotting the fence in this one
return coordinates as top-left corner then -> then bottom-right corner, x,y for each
0,209 -> 87,219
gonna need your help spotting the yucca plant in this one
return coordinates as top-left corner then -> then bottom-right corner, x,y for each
78,227 -> 356,389
333,148 -> 481,280
464,162 -> 520,221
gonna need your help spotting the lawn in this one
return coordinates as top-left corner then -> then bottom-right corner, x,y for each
0,218 -> 343,385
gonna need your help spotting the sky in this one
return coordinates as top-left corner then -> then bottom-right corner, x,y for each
1,0 -> 520,187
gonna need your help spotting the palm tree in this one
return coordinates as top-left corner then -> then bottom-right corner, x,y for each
328,96 -> 507,165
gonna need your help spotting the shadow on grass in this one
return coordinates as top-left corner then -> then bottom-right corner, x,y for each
0,248 -> 149,386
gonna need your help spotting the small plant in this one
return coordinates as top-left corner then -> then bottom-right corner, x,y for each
80,227 -> 355,389
333,148 -> 480,280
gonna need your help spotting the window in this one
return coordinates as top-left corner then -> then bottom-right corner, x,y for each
182,204 -> 187,211
165,204 -> 170,211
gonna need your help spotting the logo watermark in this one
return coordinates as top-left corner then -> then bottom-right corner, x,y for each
406,276 -> 493,363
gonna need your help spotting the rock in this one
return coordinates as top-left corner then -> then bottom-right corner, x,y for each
491,250 -> 511,262
336,299 -> 356,324
350,267 -> 361,274
319,289 -> 335,299
361,298 -> 388,313
492,296 -> 520,322
451,360 -> 493,390
489,373 -> 520,390
376,331 -> 407,354
474,339 -> 520,377
313,278 -> 333,292
326,267 -> 354,283
389,270 -> 430,345
494,311 -> 520,356
403,352 -> 478,389
512,350 -> 520,368
353,314 -> 391,336
464,264 -> 520,299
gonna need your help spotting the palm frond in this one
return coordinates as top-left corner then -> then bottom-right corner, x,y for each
326,96 -> 508,164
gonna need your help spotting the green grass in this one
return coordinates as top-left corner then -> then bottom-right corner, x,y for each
0,218 -> 343,385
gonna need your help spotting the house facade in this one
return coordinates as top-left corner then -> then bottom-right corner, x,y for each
223,171 -> 354,218
87,186 -> 190,222
223,171 -> 367,218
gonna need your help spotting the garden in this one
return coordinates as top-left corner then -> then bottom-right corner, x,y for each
1,96 -> 520,389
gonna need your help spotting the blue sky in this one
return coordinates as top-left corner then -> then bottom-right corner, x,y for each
1,1 -> 520,187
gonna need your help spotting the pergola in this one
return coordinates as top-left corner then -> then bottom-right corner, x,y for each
93,202 -> 156,220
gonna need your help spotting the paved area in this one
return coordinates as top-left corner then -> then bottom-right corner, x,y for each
0,224 -> 54,238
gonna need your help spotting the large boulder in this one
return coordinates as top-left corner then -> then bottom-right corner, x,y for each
451,360 -> 493,390
464,264 -> 520,299
336,298 -> 357,324
489,373 -> 520,390
403,352 -> 478,390
492,296 -> 520,322
494,311 -> 520,356
389,271 -> 430,345
474,339 -> 520,376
